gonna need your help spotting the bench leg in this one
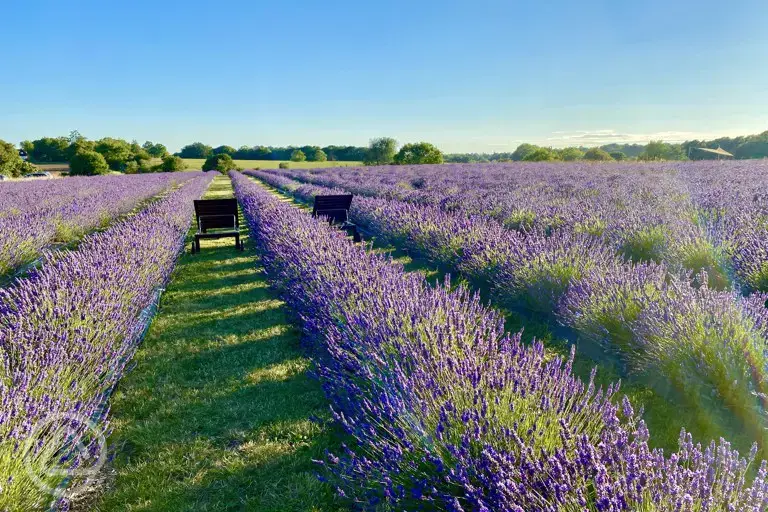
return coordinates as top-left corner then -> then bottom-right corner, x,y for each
345,225 -> 361,243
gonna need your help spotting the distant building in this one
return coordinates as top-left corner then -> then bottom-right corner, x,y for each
693,146 -> 734,159
18,149 -> 28,161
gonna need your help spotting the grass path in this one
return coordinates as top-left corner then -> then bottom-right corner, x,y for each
94,174 -> 343,512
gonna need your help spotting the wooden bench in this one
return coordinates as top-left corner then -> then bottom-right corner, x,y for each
312,194 -> 361,242
192,199 -> 243,253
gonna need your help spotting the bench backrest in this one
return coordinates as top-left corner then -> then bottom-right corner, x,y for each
312,195 -> 353,223
194,199 -> 239,231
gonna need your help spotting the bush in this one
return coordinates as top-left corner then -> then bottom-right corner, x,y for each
394,142 -> 444,165
161,155 -> 185,172
202,154 -> 237,173
311,149 -> 327,162
18,161 -> 38,175
558,147 -> 585,161
619,225 -> 668,263
522,147 -> 559,162
178,142 -> 213,159
610,151 -> 627,161
279,162 -> 289,169
583,147 -> 615,161
69,150 -> 110,176
290,149 -> 306,162
93,137 -> 133,170
0,139 -> 24,177
498,231 -> 620,313
124,161 -> 140,174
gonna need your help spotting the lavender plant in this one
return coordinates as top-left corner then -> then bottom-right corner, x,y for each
0,173 -> 213,510
232,171 -> 768,510
262,160 -> 768,293
0,173 -> 193,275
250,169 -> 768,461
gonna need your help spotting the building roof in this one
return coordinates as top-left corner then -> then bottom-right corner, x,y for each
696,147 -> 734,157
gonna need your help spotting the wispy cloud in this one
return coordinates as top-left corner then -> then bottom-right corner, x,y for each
546,129 -> 725,147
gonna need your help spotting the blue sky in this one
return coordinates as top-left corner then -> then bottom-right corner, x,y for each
2,0 -> 767,153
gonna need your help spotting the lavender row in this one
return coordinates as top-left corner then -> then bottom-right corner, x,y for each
0,173 -> 196,276
250,169 -> 768,457
0,172 -> 214,510
264,162 -> 768,294
233,171 -> 768,511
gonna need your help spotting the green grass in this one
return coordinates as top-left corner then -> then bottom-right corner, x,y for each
94,175 -> 344,512
181,159 -> 362,170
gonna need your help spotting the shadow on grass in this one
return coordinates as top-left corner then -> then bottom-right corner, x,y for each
95,176 -> 345,512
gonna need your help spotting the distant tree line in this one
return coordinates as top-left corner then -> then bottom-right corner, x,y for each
14,128 -> 765,176
445,130 -> 768,163
19,131 -> 180,175
176,138 -> 446,166
176,143 -> 367,162
446,142 -> 685,163
681,130 -> 768,160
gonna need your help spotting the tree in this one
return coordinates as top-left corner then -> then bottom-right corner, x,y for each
511,143 -> 540,161
124,161 -> 140,174
178,142 -> 213,159
69,150 -> 110,176
290,149 -> 307,162
558,147 -> 584,161
733,140 -> 768,159
610,151 -> 627,161
0,139 -> 24,177
68,130 -> 84,143
94,137 -> 133,170
323,145 -> 367,162
601,143 -> 645,159
161,155 -> 185,172
130,140 -> 151,162
212,145 -> 236,156
523,147 -> 559,162
202,154 -> 237,173
29,136 -> 69,162
20,140 -> 35,156
639,140 -> 686,161
583,147 -> 614,161
143,141 -> 168,158
394,142 -> 444,165
66,138 -> 95,161
364,137 -> 397,165
310,148 -> 327,162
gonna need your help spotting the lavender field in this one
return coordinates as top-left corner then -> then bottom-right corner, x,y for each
243,161 -> 768,509
0,173 -> 196,276
6,164 -> 768,511
0,173 -> 214,510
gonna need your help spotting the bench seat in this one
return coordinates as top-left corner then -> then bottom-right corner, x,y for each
192,199 -> 244,253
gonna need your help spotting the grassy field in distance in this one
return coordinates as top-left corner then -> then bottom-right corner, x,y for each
182,159 -> 362,170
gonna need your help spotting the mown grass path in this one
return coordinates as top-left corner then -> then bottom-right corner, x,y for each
94,174 -> 343,512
